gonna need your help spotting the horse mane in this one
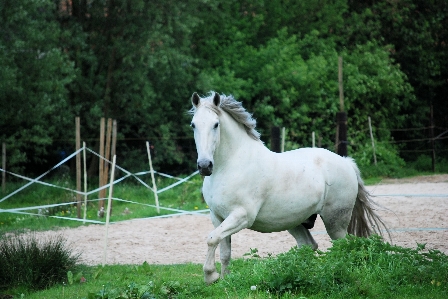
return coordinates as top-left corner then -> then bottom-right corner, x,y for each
189,91 -> 261,141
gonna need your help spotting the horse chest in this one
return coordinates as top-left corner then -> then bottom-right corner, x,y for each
202,176 -> 262,218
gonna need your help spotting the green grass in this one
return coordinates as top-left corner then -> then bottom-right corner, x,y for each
2,237 -> 447,299
362,170 -> 445,185
1,167 -> 447,298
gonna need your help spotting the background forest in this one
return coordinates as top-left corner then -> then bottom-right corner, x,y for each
1,0 -> 447,176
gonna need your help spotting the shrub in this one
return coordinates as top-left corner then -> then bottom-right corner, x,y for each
352,142 -> 409,178
224,235 -> 448,297
0,233 -> 80,290
410,155 -> 433,172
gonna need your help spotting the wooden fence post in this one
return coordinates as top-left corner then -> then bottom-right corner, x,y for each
430,102 -> 436,172
102,118 -> 113,214
281,127 -> 285,152
336,112 -> 348,156
147,141 -> 160,214
271,126 -> 281,153
76,117 -> 82,218
103,154 -> 117,266
368,116 -> 377,166
111,120 -> 117,163
336,56 -> 347,157
2,142 -> 5,193
98,118 -> 105,216
83,141 -> 88,224
312,131 -> 315,148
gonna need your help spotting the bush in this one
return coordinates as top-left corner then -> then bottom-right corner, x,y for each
0,234 -> 80,290
410,155 -> 433,172
224,235 -> 448,297
351,142 -> 409,178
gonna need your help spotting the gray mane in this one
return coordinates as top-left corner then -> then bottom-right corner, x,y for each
190,92 -> 261,141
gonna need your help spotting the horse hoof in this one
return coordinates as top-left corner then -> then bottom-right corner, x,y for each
205,271 -> 220,285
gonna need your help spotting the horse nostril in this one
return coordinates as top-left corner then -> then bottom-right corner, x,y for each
197,160 -> 211,169
197,160 -> 213,176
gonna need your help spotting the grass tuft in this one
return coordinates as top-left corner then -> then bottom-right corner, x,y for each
0,233 -> 80,291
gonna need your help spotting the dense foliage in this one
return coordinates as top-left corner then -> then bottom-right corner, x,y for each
0,0 -> 75,173
1,0 -> 447,175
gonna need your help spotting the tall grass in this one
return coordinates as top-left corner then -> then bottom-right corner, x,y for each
0,234 -> 80,291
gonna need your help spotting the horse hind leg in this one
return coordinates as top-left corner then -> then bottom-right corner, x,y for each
288,225 -> 318,250
320,207 -> 353,240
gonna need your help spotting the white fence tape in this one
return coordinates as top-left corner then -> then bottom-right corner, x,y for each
0,209 -> 105,224
157,170 -> 199,194
0,145 -> 201,221
374,194 -> 448,198
0,147 -> 84,203
310,227 -> 448,235
1,146 -> 447,235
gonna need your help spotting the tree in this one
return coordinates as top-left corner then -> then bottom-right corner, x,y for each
195,25 -> 414,155
344,0 -> 448,160
58,0 -> 203,173
0,0 -> 75,173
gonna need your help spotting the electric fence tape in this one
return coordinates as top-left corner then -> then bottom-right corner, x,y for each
0,146 -> 200,219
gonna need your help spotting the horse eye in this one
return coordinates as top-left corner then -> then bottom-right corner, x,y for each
190,123 -> 195,129
213,122 -> 219,129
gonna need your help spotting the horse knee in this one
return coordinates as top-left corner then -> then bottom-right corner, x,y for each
207,233 -> 221,247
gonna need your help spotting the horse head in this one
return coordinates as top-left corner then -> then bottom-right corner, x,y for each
190,92 -> 221,176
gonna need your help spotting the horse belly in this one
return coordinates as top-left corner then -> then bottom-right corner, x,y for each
248,155 -> 331,232
249,197 -> 318,232
249,180 -> 324,233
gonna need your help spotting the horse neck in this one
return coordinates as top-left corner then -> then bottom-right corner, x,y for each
214,111 -> 259,166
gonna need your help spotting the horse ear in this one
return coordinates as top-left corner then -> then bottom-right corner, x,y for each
213,92 -> 220,106
192,92 -> 200,107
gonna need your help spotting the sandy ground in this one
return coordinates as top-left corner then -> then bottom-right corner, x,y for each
33,175 -> 448,265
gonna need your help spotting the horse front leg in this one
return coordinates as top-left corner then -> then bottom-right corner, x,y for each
220,236 -> 231,277
204,209 -> 249,284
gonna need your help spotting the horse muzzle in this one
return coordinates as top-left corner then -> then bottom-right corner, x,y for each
197,159 -> 213,176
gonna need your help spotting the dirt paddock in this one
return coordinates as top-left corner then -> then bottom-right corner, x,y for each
35,174 -> 448,265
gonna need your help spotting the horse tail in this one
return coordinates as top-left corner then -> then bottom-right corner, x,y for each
346,158 -> 391,240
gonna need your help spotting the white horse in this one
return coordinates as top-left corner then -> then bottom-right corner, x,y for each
189,91 -> 389,284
